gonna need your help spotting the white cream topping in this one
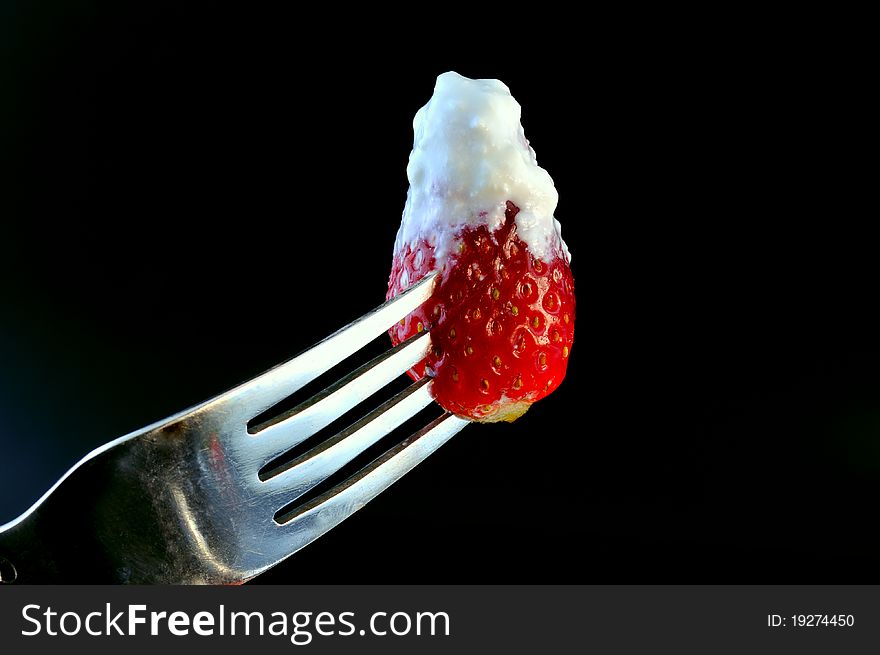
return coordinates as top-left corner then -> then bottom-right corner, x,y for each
394,71 -> 569,267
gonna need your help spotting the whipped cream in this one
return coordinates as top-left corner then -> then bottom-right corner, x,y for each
394,71 -> 569,267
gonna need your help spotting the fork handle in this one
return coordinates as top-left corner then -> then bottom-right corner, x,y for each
0,471 -> 125,584
0,506 -> 88,584
0,437 -> 173,583
0,517 -> 40,584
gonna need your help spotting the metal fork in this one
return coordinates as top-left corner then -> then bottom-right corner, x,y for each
0,273 -> 467,584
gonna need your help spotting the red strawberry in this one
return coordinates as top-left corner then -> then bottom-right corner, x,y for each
388,201 -> 575,423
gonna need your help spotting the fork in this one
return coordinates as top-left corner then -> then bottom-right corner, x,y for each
0,273 -> 467,584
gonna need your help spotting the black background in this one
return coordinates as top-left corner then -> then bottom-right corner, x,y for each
1,3 -> 875,582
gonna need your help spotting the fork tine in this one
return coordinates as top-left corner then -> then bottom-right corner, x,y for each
259,377 -> 435,505
245,330 -> 431,466
260,411 -> 467,571
223,272 -> 437,418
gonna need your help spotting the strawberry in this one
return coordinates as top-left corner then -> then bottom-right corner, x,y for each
388,201 -> 574,423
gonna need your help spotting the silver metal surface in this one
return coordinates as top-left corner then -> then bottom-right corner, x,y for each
0,273 -> 468,583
